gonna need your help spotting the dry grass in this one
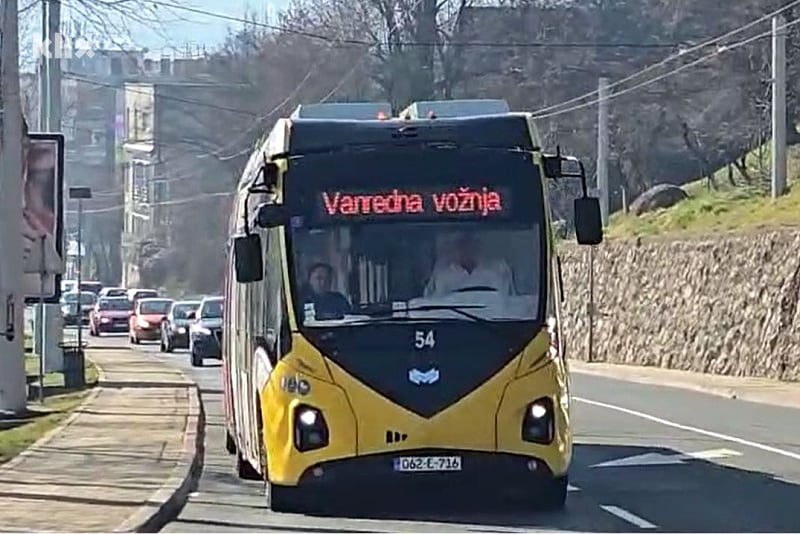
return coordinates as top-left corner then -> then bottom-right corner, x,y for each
0,356 -> 100,465
608,144 -> 800,238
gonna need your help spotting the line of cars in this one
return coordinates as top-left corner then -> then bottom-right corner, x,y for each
59,280 -> 223,367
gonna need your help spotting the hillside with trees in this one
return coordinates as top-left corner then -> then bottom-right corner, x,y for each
138,0 -> 800,292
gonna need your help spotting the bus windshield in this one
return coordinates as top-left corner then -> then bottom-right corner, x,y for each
285,148 -> 545,327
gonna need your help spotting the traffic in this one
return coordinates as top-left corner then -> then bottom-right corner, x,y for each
59,278 -> 224,367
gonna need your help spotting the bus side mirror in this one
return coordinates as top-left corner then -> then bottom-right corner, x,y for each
574,197 -> 603,245
262,162 -> 279,188
233,234 -> 264,283
542,156 -> 561,178
256,203 -> 288,228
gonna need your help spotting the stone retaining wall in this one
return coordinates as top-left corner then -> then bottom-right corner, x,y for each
559,230 -> 800,381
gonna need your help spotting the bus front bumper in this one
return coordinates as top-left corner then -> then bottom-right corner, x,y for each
290,449 -> 562,494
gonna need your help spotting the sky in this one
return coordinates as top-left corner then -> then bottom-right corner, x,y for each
53,0 -> 289,57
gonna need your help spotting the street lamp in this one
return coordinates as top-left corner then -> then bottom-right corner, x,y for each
68,187 -> 91,352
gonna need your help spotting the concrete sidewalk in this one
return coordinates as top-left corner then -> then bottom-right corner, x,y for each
0,348 -> 203,532
570,359 -> 800,410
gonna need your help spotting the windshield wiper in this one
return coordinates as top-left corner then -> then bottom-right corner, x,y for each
404,304 -> 490,323
348,304 -> 490,325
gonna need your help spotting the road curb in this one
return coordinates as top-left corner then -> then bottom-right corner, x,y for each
569,359 -> 800,409
0,354 -> 103,474
115,382 -> 206,533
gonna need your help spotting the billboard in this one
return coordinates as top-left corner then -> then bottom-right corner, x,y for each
23,133 -> 65,303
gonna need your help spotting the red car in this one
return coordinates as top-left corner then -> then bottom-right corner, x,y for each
129,297 -> 173,344
89,296 -> 132,336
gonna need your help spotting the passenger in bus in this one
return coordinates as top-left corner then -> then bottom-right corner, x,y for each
302,262 -> 352,319
423,233 -> 512,297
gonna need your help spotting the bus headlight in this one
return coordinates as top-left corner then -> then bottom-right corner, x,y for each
294,404 -> 329,452
521,396 -> 554,444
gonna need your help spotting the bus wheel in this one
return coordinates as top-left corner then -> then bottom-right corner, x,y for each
268,483 -> 310,513
538,474 -> 568,511
225,430 -> 237,455
236,451 -> 261,480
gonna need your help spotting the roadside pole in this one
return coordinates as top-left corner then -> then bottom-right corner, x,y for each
42,0 -> 63,372
69,187 -> 91,355
0,0 -> 31,412
33,0 -> 47,358
38,237 -> 46,402
596,77 -> 610,226
772,14 -> 787,199
76,197 -> 83,353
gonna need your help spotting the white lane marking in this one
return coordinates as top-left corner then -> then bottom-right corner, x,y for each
600,505 -> 657,529
575,396 -> 800,461
591,448 -> 742,468
568,483 -> 580,491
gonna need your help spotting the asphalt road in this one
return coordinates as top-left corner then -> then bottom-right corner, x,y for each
91,334 -> 800,532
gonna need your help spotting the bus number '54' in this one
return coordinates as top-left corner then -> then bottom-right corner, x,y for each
414,330 -> 435,349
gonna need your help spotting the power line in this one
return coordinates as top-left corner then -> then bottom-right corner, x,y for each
207,0 -> 436,158
63,72 -> 257,116
532,15 -> 800,120
65,191 -> 233,215
146,0 -> 691,50
532,0 -> 800,117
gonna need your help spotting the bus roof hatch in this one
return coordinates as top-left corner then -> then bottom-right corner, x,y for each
399,99 -> 510,119
290,102 -> 393,120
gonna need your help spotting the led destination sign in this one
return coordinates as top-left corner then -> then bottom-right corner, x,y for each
318,186 -> 510,220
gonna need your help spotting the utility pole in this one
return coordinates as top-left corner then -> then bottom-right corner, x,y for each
47,0 -> 61,130
38,0 -> 48,130
33,0 -> 47,357
40,0 -> 63,372
0,0 -> 31,412
772,15 -> 787,199
69,187 -> 91,357
597,77 -> 610,226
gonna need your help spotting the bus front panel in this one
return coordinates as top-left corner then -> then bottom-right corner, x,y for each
259,146 -> 568,494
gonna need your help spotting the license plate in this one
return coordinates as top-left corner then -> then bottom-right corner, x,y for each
393,455 -> 462,472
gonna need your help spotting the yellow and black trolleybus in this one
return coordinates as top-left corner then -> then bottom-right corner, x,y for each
221,99 -> 602,513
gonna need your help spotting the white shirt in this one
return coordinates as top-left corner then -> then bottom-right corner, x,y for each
423,258 -> 513,297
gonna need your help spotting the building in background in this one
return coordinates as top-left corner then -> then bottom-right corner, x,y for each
60,48 -> 147,284
120,57 -> 242,287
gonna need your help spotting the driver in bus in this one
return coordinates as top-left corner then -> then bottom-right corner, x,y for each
423,232 -> 513,297
302,262 -> 352,319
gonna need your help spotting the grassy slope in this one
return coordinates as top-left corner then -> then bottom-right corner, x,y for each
607,144 -> 800,238
0,356 -> 100,465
